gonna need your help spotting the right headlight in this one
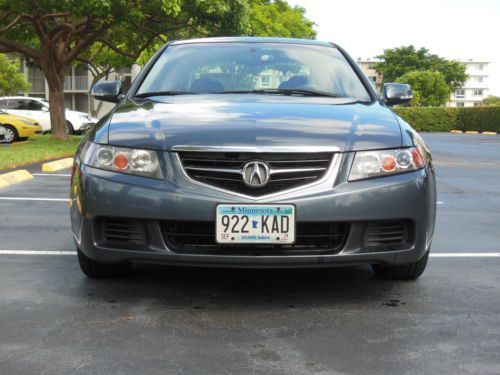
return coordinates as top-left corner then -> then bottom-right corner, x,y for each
349,147 -> 425,181
84,143 -> 163,179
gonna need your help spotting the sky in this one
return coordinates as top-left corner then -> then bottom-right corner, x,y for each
287,0 -> 500,95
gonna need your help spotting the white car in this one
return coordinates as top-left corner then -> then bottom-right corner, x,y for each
0,96 -> 98,134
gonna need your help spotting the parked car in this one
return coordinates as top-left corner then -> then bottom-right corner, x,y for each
71,37 -> 436,280
0,96 -> 98,134
0,109 -> 43,143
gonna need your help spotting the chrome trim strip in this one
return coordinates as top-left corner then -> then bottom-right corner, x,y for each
270,167 -> 326,174
185,166 -> 242,174
171,145 -> 341,153
173,153 -> 341,201
184,166 -> 326,175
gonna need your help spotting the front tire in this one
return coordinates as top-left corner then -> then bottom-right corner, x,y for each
77,249 -> 132,278
372,250 -> 429,280
2,125 -> 19,143
66,121 -> 74,135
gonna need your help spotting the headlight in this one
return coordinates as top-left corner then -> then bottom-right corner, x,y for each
20,119 -> 35,125
349,147 -> 425,181
84,143 -> 163,179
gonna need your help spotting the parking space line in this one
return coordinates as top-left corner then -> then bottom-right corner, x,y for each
430,253 -> 500,257
0,197 -> 69,202
0,250 -> 76,255
32,173 -> 71,177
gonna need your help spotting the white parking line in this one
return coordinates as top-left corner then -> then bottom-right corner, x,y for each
0,250 -> 76,255
32,173 -> 71,177
0,197 -> 69,202
437,201 -> 444,205
0,251 -> 499,257
430,253 -> 500,258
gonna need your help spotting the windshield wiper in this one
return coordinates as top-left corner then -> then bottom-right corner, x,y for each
134,91 -> 196,98
219,89 -> 340,98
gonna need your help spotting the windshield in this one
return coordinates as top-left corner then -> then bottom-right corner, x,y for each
136,42 -> 371,101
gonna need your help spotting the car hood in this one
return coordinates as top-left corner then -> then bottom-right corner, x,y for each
0,113 -> 38,125
105,95 -> 402,152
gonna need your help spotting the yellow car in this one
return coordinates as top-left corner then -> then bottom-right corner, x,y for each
0,109 -> 43,143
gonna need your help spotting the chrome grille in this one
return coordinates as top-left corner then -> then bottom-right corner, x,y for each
162,221 -> 349,255
178,152 -> 333,196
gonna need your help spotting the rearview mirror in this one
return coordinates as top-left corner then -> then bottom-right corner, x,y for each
382,83 -> 413,106
91,80 -> 123,103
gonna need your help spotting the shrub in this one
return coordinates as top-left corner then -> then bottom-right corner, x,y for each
393,107 -> 500,132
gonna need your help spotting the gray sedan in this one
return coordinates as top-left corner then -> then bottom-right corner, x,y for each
71,37 -> 436,280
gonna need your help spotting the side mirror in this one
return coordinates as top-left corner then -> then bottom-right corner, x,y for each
382,83 -> 413,106
42,106 -> 49,112
91,80 -> 123,103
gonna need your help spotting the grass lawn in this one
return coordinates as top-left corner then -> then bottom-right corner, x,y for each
0,134 -> 83,171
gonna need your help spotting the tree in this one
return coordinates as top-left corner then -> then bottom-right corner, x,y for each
0,53 -> 30,96
481,95 -> 500,106
0,0 -> 250,139
248,0 -> 316,38
376,46 -> 467,91
136,0 -> 317,66
396,70 -> 450,107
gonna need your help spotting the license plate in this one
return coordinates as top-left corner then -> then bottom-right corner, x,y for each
216,204 -> 295,244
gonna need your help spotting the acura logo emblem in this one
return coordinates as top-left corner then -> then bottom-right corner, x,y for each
242,161 -> 270,187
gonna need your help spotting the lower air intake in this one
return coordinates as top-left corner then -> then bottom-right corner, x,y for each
97,217 -> 147,249
363,220 -> 413,251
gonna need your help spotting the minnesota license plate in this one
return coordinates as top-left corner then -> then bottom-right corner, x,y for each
216,204 -> 295,244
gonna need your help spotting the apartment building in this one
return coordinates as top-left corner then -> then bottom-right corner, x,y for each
356,58 -> 383,90
447,60 -> 489,107
19,57 -> 139,118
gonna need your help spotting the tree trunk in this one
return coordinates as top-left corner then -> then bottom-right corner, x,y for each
44,68 -> 68,140
48,88 -> 68,140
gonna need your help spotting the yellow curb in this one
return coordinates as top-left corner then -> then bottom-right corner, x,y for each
450,130 -> 463,133
0,170 -> 33,189
465,131 -> 479,134
10,141 -> 28,147
482,131 -> 497,135
42,158 -> 74,172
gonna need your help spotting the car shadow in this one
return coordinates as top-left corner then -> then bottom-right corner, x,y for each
77,264 -> 412,310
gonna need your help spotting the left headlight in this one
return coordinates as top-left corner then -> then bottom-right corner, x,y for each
349,147 -> 425,181
84,143 -> 163,179
20,119 -> 35,125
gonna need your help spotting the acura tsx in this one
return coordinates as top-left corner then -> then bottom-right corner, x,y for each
71,37 -> 436,279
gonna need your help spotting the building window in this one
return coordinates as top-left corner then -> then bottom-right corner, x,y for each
369,76 -> 377,83
475,76 -> 483,83
473,102 -> 480,107
473,89 -> 483,96
455,89 -> 465,98
368,63 -> 375,69
476,64 -> 484,70
456,102 -> 465,107
260,75 -> 271,87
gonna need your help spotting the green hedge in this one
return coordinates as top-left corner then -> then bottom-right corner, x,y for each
393,107 -> 500,132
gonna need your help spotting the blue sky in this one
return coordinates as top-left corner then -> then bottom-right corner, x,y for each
288,0 -> 500,95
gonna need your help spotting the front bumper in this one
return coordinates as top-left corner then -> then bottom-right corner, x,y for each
17,126 -> 42,138
73,121 -> 95,134
70,153 -> 436,268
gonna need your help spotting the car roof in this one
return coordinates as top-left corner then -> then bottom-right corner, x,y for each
171,37 -> 336,48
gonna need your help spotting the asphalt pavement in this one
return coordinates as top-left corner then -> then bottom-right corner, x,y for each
0,132 -> 499,374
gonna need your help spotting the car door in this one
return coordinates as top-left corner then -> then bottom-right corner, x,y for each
24,99 -> 51,131
0,98 -> 27,118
